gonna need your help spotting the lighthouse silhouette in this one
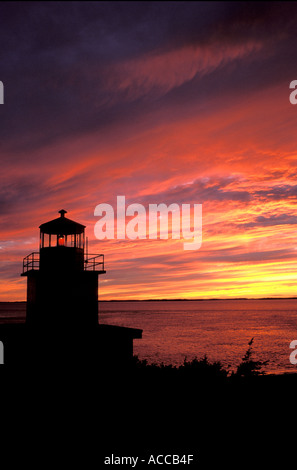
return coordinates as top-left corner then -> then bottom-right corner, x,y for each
23,209 -> 104,327
0,210 -> 142,367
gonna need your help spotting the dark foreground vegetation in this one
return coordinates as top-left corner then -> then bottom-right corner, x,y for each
97,338 -> 297,467
2,338 -> 295,468
131,337 -> 269,379
100,337 -> 296,388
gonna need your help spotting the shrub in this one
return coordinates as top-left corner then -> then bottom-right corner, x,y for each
233,338 -> 269,377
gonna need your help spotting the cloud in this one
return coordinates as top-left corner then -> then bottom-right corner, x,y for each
1,1 -> 297,157
243,213 -> 297,228
137,175 -> 251,206
2,2 -> 297,300
255,185 -> 297,201
104,40 -> 263,102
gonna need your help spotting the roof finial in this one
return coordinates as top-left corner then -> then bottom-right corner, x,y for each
59,209 -> 67,218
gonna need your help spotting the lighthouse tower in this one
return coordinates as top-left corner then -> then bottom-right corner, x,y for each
0,209 -> 142,367
22,209 -> 105,328
5,209 -> 142,367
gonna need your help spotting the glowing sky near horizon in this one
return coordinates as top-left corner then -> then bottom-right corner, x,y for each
1,1 -> 297,300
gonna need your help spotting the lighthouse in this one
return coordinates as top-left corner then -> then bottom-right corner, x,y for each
22,209 -> 105,327
0,210 -> 142,367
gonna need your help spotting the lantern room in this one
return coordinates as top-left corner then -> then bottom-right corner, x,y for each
39,209 -> 85,272
40,209 -> 85,249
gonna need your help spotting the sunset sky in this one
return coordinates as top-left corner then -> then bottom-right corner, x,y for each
1,1 -> 297,300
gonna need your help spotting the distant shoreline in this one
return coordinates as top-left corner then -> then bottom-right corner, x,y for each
1,297 -> 297,303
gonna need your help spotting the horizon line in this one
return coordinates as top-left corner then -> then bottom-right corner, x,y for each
2,296 -> 297,303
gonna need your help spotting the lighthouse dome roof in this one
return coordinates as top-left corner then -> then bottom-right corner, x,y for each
39,210 -> 85,235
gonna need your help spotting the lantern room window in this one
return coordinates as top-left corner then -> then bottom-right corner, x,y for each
58,234 -> 65,246
41,233 -> 51,248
